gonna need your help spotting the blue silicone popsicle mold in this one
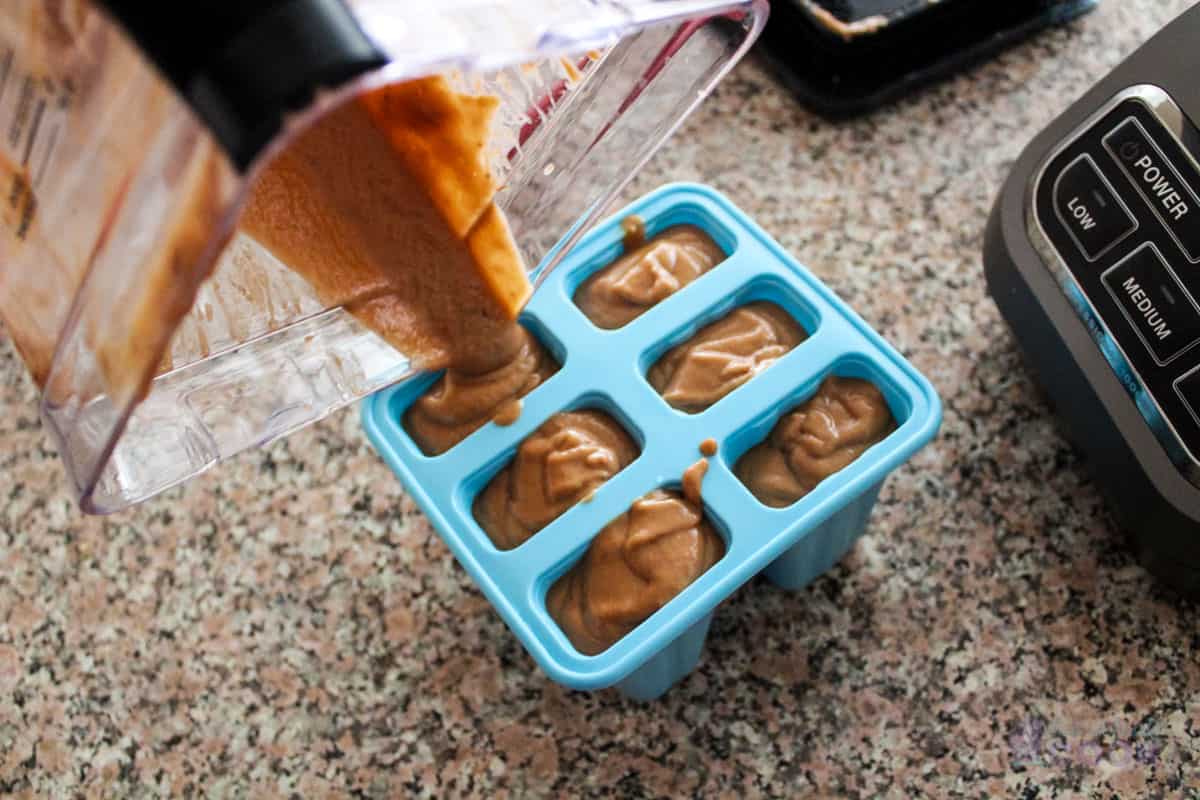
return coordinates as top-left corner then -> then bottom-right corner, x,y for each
361,184 -> 941,700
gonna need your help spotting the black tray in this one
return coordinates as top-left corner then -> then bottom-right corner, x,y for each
758,0 -> 1100,119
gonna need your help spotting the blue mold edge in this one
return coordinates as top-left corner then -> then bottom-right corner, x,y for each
361,182 -> 942,699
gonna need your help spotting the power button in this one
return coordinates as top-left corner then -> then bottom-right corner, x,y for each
1052,154 -> 1137,262
1104,116 -> 1200,262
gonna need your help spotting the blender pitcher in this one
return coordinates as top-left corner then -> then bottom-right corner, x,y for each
0,0 -> 767,513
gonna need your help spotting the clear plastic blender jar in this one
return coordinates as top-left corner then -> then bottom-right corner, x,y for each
0,0 -> 767,512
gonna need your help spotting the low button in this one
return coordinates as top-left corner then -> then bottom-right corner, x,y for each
1102,243 -> 1200,365
1052,154 -> 1137,261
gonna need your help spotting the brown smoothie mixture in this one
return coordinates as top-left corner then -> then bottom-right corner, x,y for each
474,410 -> 638,550
735,376 -> 895,508
546,489 -> 724,655
404,326 -> 557,455
681,458 -> 709,506
241,76 -> 563,448
241,75 -> 533,375
574,223 -> 725,329
648,301 -> 806,413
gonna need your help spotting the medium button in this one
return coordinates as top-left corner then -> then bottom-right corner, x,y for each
1104,116 -> 1200,262
1102,243 -> 1200,365
1052,153 -> 1137,261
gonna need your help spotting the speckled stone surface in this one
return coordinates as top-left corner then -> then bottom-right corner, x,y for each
4,2 -> 1200,797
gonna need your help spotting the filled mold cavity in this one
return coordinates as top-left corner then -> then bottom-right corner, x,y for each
401,316 -> 563,457
571,204 -> 736,330
644,282 -> 813,414
470,399 -> 642,551
542,487 -> 727,656
728,359 -> 907,509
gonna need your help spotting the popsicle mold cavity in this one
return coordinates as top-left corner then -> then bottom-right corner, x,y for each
574,223 -> 726,329
404,325 -> 559,456
546,489 -> 725,655
647,301 -> 807,413
735,375 -> 897,508
473,409 -> 639,550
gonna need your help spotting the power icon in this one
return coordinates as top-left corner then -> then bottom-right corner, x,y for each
1120,140 -> 1141,161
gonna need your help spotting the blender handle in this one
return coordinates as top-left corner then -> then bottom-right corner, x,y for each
96,0 -> 387,171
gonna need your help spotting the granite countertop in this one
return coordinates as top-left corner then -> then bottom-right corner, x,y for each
3,2 -> 1200,797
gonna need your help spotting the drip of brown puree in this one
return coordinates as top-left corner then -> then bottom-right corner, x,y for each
681,458 -> 709,506
492,397 -> 523,426
620,215 -> 646,250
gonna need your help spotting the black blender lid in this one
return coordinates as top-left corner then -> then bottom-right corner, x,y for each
98,0 -> 387,171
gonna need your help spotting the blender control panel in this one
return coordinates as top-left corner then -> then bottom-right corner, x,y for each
1034,86 -> 1200,464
